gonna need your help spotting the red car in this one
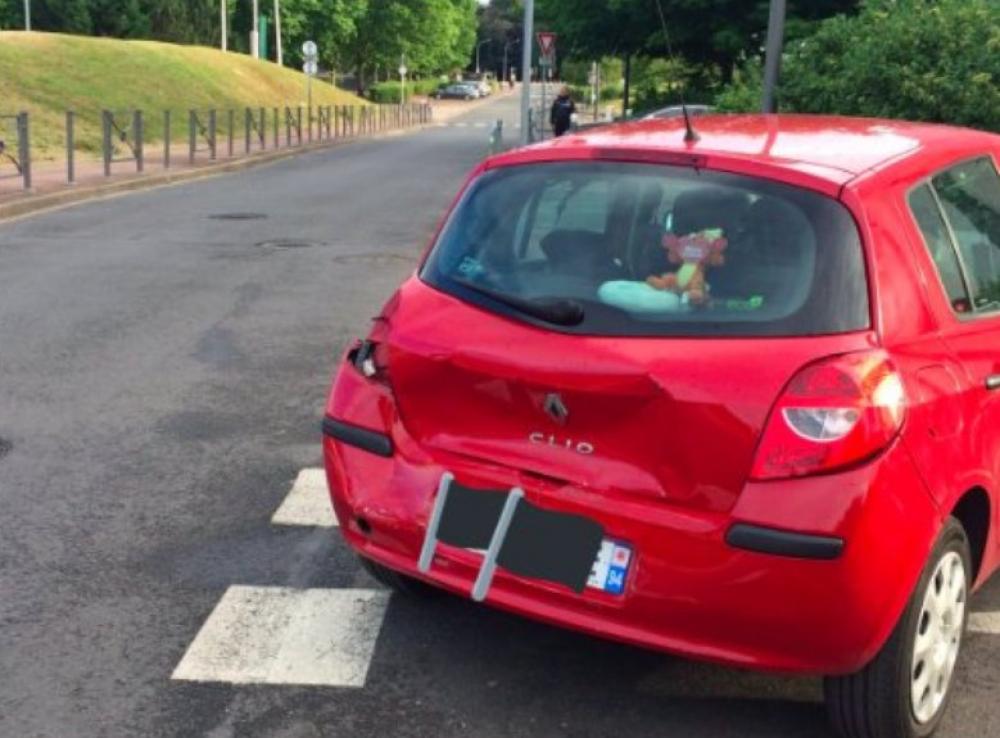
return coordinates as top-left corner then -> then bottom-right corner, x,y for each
323,115 -> 1000,738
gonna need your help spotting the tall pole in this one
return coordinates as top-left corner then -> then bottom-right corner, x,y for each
519,0 -> 534,145
761,0 -> 787,113
476,40 -> 489,75
220,0 -> 227,51
273,0 -> 283,65
23,0 -> 30,30
250,0 -> 260,58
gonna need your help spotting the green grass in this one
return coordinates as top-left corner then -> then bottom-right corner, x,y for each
0,31 -> 366,158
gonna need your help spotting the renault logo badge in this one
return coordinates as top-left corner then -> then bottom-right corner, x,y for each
543,392 -> 569,424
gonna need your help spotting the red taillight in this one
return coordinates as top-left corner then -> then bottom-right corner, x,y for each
750,351 -> 906,480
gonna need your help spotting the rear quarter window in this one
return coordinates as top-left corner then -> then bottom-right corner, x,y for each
909,155 -> 1000,316
422,161 -> 870,337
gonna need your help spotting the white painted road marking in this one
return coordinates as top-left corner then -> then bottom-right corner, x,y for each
272,468 -> 338,527
172,586 -> 390,687
969,611 -> 1000,634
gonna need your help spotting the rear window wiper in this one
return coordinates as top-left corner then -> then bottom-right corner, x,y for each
451,277 -> 585,327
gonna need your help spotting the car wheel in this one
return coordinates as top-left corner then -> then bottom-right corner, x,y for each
358,554 -> 440,598
824,517 -> 971,738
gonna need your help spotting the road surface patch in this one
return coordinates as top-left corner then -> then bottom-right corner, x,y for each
272,468 -> 338,528
969,611 -> 1000,634
172,586 -> 389,687
208,212 -> 268,221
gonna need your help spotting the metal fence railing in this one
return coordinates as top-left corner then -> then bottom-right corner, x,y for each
0,113 -> 31,190
0,101 -> 433,193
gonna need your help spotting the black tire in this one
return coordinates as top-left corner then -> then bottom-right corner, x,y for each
824,517 -> 972,738
358,554 -> 440,598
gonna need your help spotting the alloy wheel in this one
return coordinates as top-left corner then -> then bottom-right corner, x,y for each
910,551 -> 967,724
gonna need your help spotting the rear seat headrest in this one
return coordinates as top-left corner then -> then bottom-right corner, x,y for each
672,187 -> 751,236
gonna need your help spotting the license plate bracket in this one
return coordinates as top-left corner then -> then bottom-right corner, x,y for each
419,473 -> 621,600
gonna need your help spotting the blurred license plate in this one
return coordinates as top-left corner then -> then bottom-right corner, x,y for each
586,540 -> 633,596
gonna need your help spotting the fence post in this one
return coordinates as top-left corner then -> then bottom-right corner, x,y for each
18,112 -> 32,190
65,111 -> 74,183
102,110 -> 112,177
189,110 -> 196,164
274,107 -> 280,148
208,109 -> 217,160
297,106 -> 303,144
134,110 -> 144,173
307,105 -> 313,143
164,110 -> 171,169
245,108 -> 251,154
227,109 -> 234,157
326,105 -> 332,138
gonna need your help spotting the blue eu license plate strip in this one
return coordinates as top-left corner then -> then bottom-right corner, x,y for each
586,540 -> 633,595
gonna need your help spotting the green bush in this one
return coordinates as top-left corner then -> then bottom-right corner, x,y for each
716,0 -> 1000,132
566,83 -> 624,103
368,78 -> 444,103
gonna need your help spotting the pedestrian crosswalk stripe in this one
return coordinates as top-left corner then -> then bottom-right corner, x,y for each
969,611 -> 1000,634
272,468 -> 338,528
171,586 -> 390,687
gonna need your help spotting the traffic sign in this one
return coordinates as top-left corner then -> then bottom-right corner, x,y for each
302,60 -> 318,76
398,64 -> 408,77
537,32 -> 557,60
301,40 -> 318,59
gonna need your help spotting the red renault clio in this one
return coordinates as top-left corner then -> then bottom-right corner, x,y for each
323,114 -> 1000,738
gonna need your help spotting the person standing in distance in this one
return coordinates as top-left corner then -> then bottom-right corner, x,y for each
550,86 -> 577,137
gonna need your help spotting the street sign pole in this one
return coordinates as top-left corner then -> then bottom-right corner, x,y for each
302,41 -> 318,135
519,0 -> 534,145
399,57 -> 408,108
535,33 -> 556,141
24,0 -> 30,30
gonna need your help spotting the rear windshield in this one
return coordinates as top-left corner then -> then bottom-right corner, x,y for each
421,161 -> 869,337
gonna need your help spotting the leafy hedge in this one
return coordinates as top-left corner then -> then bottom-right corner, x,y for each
716,0 -> 1000,132
368,78 -> 445,103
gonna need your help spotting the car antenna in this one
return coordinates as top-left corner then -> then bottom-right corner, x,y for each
653,0 -> 699,143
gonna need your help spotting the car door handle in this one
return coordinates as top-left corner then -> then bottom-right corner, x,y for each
987,375 -> 1000,391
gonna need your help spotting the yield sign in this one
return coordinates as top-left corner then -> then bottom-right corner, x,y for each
537,32 -> 557,60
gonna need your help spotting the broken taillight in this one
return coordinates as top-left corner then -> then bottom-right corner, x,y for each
750,351 -> 906,480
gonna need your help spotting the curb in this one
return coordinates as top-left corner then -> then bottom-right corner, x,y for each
0,125 -> 425,223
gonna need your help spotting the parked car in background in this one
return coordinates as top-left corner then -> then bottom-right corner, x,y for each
323,114 -> 1000,738
642,103 -> 715,120
434,83 -> 479,100
462,79 -> 491,98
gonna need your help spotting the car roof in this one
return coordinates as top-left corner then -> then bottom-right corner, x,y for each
491,114 -> 1000,187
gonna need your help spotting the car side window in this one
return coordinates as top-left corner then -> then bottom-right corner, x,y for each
908,184 -> 972,313
932,157 -> 1000,314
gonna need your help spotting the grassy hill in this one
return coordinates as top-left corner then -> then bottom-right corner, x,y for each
0,31 -> 366,158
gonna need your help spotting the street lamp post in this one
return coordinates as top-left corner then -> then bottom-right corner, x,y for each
273,0 -> 283,64
220,0 -> 227,51
250,0 -> 260,58
475,40 -> 490,75
761,0 -> 787,113
23,0 -> 31,30
503,39 -> 519,85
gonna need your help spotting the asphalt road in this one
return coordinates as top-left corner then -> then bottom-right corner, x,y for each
1,91 -> 999,738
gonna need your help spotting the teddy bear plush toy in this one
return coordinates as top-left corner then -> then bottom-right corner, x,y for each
646,228 -> 728,305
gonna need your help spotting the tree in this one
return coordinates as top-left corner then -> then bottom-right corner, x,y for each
718,0 -> 1000,132
279,0 -> 367,70
343,0 -> 476,94
535,0 -> 860,111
